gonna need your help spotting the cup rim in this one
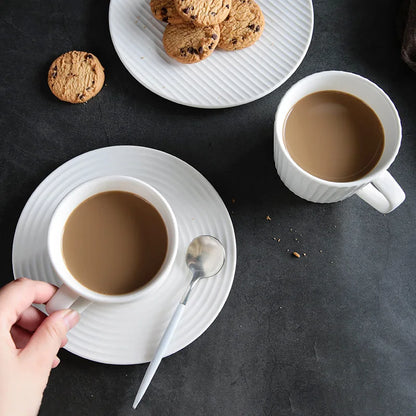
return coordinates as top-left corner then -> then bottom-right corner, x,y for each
274,70 -> 402,187
47,175 -> 178,303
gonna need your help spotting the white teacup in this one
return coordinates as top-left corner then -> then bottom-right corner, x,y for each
274,71 -> 405,213
46,175 -> 178,314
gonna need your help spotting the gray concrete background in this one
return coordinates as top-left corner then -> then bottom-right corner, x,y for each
0,0 -> 415,415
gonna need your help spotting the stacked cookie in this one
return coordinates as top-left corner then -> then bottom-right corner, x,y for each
150,0 -> 264,64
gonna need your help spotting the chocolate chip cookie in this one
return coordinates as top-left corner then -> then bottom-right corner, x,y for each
163,23 -> 220,64
218,0 -> 264,50
150,0 -> 183,24
174,0 -> 231,27
47,51 -> 105,103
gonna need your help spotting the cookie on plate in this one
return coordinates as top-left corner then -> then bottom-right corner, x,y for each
163,23 -> 220,64
174,0 -> 231,27
150,0 -> 184,24
218,0 -> 264,50
47,51 -> 105,104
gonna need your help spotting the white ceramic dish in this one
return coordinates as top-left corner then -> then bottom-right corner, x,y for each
109,0 -> 314,108
12,146 -> 237,364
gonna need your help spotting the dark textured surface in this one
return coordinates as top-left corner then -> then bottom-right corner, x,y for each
1,0 -> 416,415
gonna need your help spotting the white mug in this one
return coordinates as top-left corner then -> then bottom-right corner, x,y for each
274,71 -> 405,213
46,175 -> 178,314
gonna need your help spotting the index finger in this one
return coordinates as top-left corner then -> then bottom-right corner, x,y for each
0,278 -> 57,331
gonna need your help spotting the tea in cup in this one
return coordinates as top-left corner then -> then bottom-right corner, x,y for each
46,175 -> 178,314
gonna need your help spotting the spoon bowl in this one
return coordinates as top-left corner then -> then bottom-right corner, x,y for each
182,235 -> 226,303
186,235 -> 226,278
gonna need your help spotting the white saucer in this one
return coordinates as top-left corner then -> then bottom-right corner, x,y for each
12,146 -> 236,364
109,0 -> 314,108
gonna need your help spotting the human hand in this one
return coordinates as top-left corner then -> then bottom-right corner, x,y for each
0,278 -> 80,416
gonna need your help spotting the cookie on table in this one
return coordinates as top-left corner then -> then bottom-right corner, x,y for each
163,23 -> 220,64
174,0 -> 231,27
218,0 -> 264,50
150,0 -> 183,24
47,51 -> 105,104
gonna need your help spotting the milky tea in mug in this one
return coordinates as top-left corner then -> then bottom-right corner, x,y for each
274,71 -> 405,214
283,90 -> 385,183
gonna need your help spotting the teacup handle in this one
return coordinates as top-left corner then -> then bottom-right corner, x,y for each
355,171 -> 405,214
46,284 -> 92,315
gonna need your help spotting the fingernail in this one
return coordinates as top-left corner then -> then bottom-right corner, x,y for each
62,310 -> 80,331
52,356 -> 61,369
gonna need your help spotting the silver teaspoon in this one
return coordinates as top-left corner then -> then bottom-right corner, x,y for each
133,235 -> 226,408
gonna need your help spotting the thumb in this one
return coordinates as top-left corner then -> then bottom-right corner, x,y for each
22,309 -> 79,370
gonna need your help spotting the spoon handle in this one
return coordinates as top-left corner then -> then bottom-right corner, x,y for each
133,302 -> 186,409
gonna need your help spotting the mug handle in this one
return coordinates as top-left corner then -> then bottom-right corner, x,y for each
46,284 -> 92,315
355,171 -> 405,214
